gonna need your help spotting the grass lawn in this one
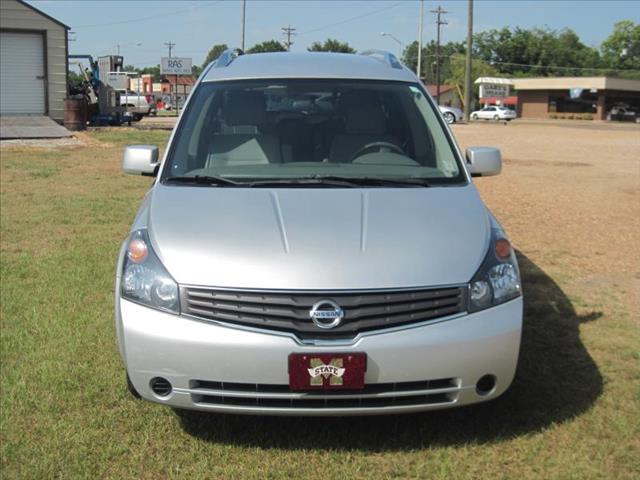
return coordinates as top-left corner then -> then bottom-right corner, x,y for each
1,127 -> 638,479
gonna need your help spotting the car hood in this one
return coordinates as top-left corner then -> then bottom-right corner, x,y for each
146,184 -> 491,290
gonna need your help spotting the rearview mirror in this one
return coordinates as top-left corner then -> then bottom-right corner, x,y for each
466,147 -> 501,177
122,145 -> 159,176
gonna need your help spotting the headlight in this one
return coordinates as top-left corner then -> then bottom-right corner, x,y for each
468,229 -> 522,312
121,229 -> 179,313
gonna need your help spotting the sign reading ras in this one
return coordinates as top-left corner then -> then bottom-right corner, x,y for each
160,57 -> 192,75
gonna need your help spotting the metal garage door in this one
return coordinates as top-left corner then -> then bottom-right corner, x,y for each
0,31 -> 46,115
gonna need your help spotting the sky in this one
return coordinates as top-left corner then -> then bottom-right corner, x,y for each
30,0 -> 640,68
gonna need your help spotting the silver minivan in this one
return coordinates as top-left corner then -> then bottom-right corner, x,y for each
115,50 -> 522,415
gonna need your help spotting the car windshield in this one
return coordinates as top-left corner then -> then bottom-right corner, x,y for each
162,80 -> 465,185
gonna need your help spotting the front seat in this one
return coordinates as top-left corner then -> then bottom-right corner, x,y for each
207,91 -> 280,167
329,93 -> 400,163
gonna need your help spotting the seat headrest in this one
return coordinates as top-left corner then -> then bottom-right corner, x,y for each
339,91 -> 387,135
345,106 -> 387,135
224,91 -> 266,126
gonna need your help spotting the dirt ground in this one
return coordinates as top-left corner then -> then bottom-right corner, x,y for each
452,121 -> 640,316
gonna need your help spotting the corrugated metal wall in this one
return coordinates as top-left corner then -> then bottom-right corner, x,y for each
0,0 -> 67,121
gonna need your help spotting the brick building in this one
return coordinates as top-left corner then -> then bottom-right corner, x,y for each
513,77 -> 640,120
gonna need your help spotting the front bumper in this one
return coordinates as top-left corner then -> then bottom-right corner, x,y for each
116,295 -> 522,416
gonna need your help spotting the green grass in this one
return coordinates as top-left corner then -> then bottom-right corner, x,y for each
1,130 -> 639,479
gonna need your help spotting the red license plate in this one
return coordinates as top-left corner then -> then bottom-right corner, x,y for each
288,352 -> 366,391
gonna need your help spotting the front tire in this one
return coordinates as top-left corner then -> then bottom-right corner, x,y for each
126,373 -> 141,399
493,114 -> 500,121
471,113 -> 478,121
443,112 -> 455,124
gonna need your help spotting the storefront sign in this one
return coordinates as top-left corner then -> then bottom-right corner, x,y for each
160,57 -> 192,75
479,83 -> 509,98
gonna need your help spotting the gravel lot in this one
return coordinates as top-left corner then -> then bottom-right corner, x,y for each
452,120 -> 639,315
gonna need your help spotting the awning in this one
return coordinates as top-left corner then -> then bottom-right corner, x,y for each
480,96 -> 518,105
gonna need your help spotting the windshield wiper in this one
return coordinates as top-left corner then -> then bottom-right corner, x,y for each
163,175 -> 431,188
246,176 -> 431,188
163,175 -> 245,186
314,176 -> 431,187
245,177 -> 364,188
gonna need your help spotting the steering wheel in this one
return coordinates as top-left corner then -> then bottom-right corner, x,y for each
350,142 -> 405,162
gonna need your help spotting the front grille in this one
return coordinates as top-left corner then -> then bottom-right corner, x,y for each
189,378 -> 459,410
181,286 -> 466,339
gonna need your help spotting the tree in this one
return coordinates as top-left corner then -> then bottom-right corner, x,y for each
601,20 -> 640,74
247,40 -> 286,53
202,43 -> 228,69
402,40 -> 465,83
446,53 -> 499,110
67,70 -> 85,96
307,39 -> 356,53
472,26 -> 601,77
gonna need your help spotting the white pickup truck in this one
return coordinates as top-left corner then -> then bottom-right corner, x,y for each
118,90 -> 156,121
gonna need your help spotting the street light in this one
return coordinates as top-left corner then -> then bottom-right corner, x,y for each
381,32 -> 403,58
116,42 -> 143,56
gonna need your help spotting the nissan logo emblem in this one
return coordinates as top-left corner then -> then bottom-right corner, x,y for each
309,300 -> 344,329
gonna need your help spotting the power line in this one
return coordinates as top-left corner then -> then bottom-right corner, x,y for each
297,2 -> 405,36
282,25 -> 297,51
488,60 -> 640,72
73,1 -> 220,29
404,53 -> 640,73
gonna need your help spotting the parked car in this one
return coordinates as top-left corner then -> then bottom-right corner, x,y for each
471,106 -> 516,121
438,105 -> 463,124
607,104 -> 638,122
118,90 -> 154,121
117,50 -> 522,415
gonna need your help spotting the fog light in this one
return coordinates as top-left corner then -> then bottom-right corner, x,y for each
476,374 -> 496,395
150,377 -> 172,397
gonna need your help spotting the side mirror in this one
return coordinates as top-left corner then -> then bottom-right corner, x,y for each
122,145 -> 159,176
466,146 -> 501,177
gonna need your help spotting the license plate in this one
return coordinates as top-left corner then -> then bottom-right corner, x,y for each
288,352 -> 366,391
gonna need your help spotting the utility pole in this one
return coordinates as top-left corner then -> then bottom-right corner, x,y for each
281,25 -> 296,51
431,5 -> 448,105
417,0 -> 423,79
164,41 -> 175,58
241,0 -> 246,51
463,0 -> 474,122
164,41 -> 177,117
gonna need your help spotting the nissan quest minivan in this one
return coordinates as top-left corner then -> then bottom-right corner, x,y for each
115,50 -> 522,415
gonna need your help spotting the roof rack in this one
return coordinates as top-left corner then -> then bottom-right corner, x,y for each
213,48 -> 244,69
359,50 -> 403,69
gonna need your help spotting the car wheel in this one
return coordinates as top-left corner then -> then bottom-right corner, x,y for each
443,112 -> 455,124
126,374 -> 141,399
471,113 -> 478,121
493,114 -> 499,121
133,114 -> 143,122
